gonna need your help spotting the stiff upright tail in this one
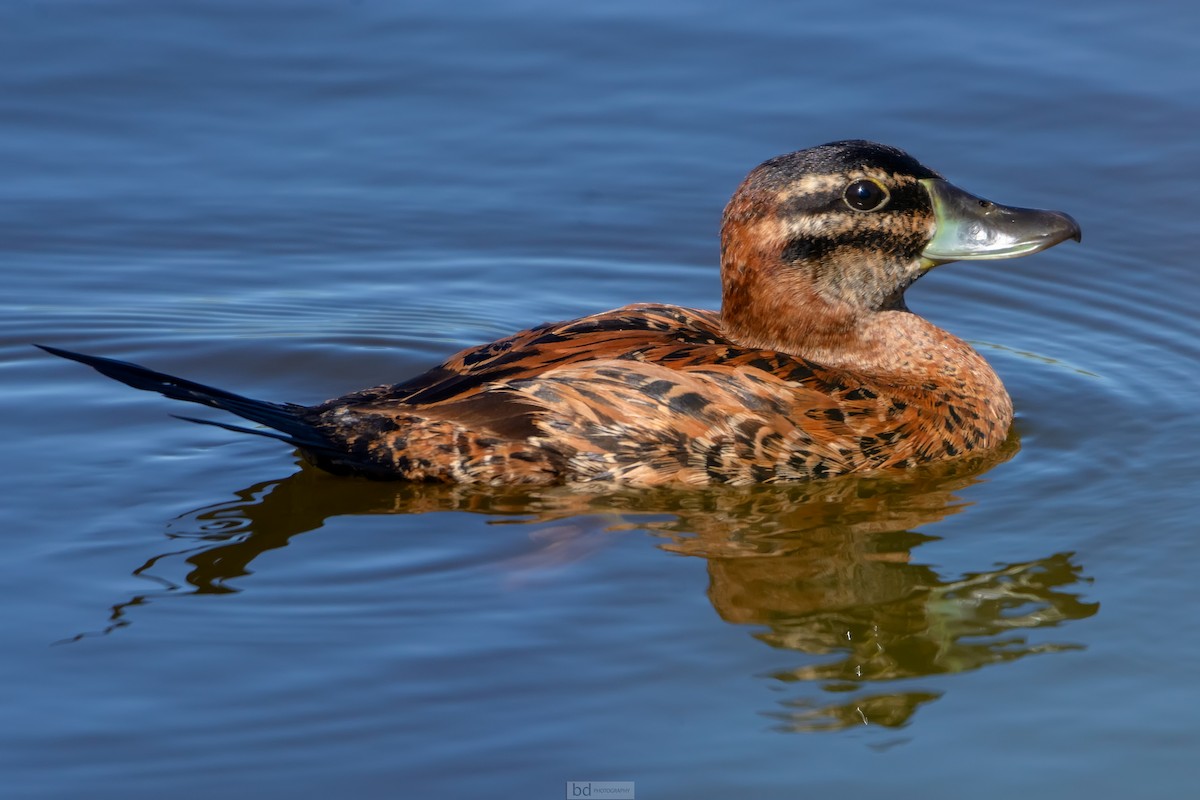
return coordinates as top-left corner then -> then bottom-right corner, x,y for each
37,344 -> 337,455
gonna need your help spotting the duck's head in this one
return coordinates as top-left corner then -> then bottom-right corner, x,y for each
720,140 -> 1080,362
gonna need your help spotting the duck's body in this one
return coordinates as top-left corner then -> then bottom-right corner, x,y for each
42,141 -> 1079,486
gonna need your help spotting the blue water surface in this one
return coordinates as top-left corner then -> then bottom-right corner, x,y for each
2,1 -> 1198,798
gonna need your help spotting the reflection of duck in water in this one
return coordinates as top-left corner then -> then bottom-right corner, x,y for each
42,141 -> 1079,484
74,452 -> 1098,732
701,547 -> 1097,731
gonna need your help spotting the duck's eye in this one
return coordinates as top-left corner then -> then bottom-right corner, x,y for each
843,179 -> 890,212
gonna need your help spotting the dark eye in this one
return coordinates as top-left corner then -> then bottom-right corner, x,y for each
843,179 -> 890,212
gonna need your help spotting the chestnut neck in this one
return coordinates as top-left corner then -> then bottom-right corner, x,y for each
718,212 -> 1002,394
721,262 -> 911,376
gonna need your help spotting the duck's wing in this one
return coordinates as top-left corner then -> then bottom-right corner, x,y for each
506,357 -> 879,484
322,303 -> 727,408
316,338 -> 887,484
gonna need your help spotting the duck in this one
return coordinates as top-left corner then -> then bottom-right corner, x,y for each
40,140 -> 1080,486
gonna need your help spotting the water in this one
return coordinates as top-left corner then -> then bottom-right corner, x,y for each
2,1 -> 1198,797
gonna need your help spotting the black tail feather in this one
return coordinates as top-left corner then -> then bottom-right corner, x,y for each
169,413 -> 312,448
36,344 -> 336,454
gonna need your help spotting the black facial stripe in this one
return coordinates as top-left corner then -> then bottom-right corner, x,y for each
780,189 -> 848,218
880,181 -> 929,212
781,235 -> 838,264
781,225 -> 927,265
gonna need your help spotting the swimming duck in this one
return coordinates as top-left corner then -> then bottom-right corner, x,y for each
41,140 -> 1080,485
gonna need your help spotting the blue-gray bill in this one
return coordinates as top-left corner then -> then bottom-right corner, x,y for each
920,178 -> 1082,267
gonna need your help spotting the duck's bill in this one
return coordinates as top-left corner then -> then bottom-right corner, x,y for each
919,178 -> 1081,267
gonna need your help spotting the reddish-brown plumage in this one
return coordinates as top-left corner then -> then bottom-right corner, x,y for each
43,140 -> 1080,485
301,302 -> 1012,484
